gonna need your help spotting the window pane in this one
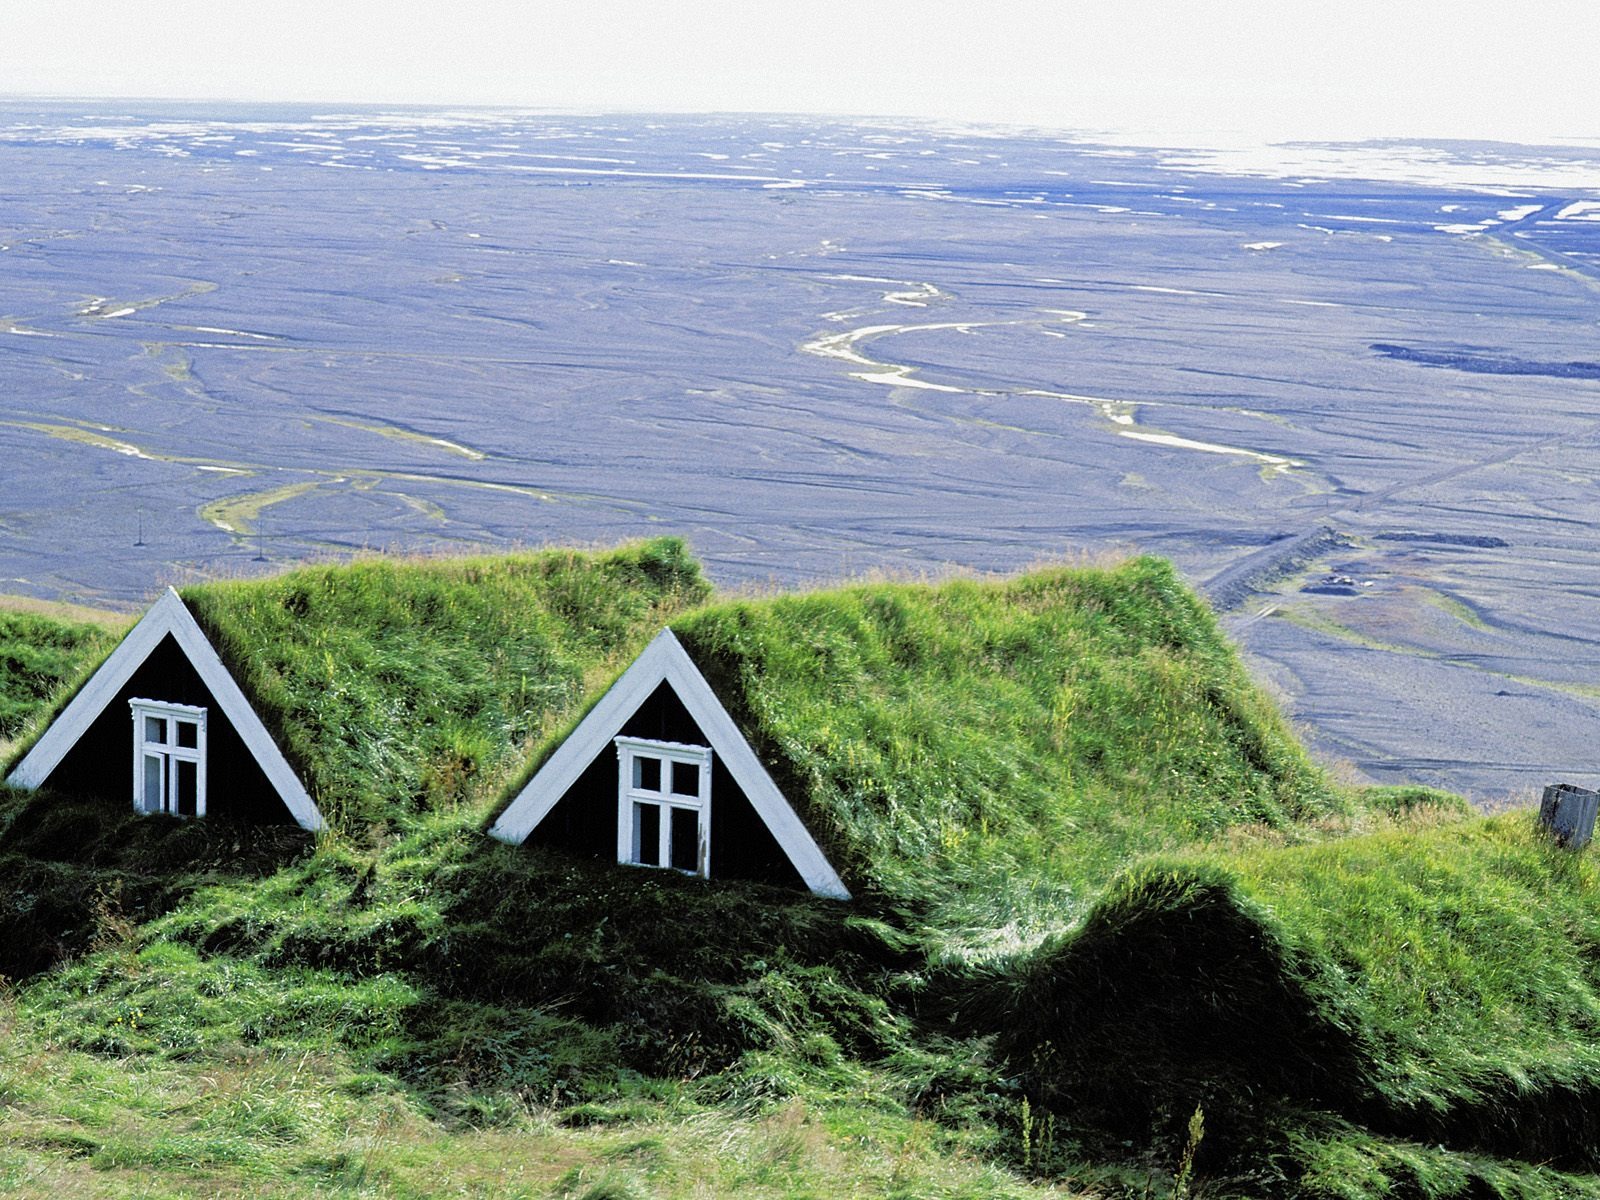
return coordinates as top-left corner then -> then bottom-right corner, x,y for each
632,802 -> 661,866
633,755 -> 661,792
174,759 -> 198,817
670,807 -> 700,873
670,760 -> 700,797
176,720 -> 199,749
145,716 -> 166,745
143,754 -> 163,812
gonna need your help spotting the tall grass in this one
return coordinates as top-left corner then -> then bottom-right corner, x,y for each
0,609 -> 118,746
5,545 -> 1599,1197
0,783 -> 310,977
981,811 -> 1600,1182
1230,813 -> 1600,1158
185,538 -> 709,829
662,556 -> 1340,920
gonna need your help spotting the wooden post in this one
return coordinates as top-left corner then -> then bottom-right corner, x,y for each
1539,783 -> 1600,850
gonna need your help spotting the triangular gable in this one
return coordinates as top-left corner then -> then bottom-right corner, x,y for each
6,588 -> 325,831
490,628 -> 850,900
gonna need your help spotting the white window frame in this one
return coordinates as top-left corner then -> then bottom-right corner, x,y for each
489,629 -> 849,900
614,736 -> 712,877
130,698 -> 207,818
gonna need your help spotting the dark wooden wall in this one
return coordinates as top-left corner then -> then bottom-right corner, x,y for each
527,681 -> 806,890
43,634 -> 299,825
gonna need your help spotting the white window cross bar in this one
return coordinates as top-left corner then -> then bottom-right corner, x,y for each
130,698 -> 208,818
614,736 -> 712,877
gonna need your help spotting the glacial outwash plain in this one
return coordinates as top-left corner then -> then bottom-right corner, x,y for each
3,102 -> 1600,802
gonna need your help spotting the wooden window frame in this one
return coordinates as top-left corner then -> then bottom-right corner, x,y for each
490,628 -> 850,900
130,698 -> 207,818
614,736 -> 712,878
8,589 -> 323,831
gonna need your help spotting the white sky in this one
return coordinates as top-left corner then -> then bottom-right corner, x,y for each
3,0 -> 1597,148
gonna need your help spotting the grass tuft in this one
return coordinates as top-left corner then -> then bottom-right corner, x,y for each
183,537 -> 709,830
0,608 -> 119,757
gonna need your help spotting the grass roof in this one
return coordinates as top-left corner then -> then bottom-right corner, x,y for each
1232,814 -> 1600,1141
0,608 -> 121,748
984,809 -> 1600,1175
181,538 -> 709,829
653,555 -> 1344,913
7,543 -> 1600,1196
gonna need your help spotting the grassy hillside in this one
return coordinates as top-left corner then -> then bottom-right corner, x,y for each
983,810 -> 1600,1195
1238,814 -> 1600,1159
0,782 -> 1041,1198
184,538 -> 709,828
0,781 -> 311,979
4,546 -> 1600,1198
0,606 -> 121,748
0,994 -> 1067,1200
662,556 -> 1345,937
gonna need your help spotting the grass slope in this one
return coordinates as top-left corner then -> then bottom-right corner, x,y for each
1237,814 -> 1600,1159
184,538 -> 709,828
0,782 -> 312,979
4,546 -> 1600,1198
662,556 -> 1343,933
987,810 -> 1600,1193
0,607 -> 121,747
0,792 -> 1045,1197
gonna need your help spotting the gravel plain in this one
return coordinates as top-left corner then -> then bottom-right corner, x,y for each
2,104 -> 1598,803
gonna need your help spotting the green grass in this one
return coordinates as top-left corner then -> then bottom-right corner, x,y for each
0,1004 -> 1075,1199
981,809 -> 1600,1188
1231,815 -> 1600,1153
0,608 -> 120,745
5,545 -> 1600,1198
183,537 -> 710,829
0,891 -> 1066,1198
0,782 -> 311,978
1287,1120 -> 1600,1200
514,555 -> 1345,940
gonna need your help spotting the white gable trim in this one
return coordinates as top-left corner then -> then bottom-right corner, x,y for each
5,588 -> 325,832
489,628 -> 850,900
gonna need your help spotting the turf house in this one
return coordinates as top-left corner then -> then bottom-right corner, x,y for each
5,588 -> 324,829
9,540 -> 1600,1195
3,538 -> 712,835
488,549 -> 1338,910
489,627 -> 851,898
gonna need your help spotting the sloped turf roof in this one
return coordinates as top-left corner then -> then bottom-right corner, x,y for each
988,810 -> 1600,1170
17,542 -> 1588,1191
20,543 -> 1347,905
514,555 -> 1347,905
181,538 -> 709,828
0,608 -> 122,743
